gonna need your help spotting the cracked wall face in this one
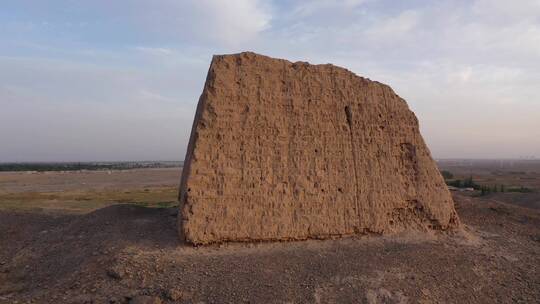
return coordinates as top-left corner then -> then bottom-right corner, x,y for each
178,52 -> 460,245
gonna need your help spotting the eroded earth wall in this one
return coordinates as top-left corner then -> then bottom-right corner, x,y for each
179,52 -> 459,244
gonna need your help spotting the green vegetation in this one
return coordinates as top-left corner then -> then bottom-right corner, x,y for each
478,184 -> 533,195
0,161 -> 182,172
155,201 -> 178,208
440,170 -> 454,180
446,176 -> 480,189
441,171 -> 534,196
506,186 -> 533,193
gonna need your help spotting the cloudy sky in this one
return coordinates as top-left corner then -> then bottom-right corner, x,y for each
1,0 -> 539,161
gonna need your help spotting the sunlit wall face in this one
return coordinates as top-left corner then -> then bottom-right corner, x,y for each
1,0 -> 539,161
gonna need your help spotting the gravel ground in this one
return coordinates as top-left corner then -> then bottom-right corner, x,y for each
0,193 -> 539,303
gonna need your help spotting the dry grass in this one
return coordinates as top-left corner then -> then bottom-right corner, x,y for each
0,186 -> 178,213
0,168 -> 180,213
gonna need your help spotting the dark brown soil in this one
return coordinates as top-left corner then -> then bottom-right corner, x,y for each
1,193 -> 539,303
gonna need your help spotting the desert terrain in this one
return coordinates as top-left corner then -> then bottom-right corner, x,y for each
0,165 -> 539,303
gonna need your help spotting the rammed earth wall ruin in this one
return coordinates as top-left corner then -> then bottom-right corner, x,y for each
178,52 -> 460,245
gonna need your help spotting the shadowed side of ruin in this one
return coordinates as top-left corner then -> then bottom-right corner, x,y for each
178,52 -> 460,245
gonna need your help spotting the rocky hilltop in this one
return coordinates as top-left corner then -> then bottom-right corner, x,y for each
179,52 -> 459,245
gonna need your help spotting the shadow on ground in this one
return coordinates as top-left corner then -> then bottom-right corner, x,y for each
0,205 -> 180,300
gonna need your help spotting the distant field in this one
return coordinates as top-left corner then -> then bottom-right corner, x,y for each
0,161 -> 182,172
1,160 -> 538,213
0,168 -> 181,213
437,159 -> 540,190
437,159 -> 540,209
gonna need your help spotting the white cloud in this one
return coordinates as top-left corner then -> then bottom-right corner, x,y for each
364,10 -> 419,43
291,0 -> 371,17
107,0 -> 272,47
137,89 -> 176,103
134,47 -> 173,56
192,0 -> 272,46
261,0 -> 540,158
472,0 -> 540,22
2,0 -> 540,160
451,66 -> 473,84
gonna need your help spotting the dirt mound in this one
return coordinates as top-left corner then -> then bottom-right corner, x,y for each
179,52 -> 459,244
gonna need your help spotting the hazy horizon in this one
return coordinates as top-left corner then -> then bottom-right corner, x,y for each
2,158 -> 540,164
1,0 -> 539,162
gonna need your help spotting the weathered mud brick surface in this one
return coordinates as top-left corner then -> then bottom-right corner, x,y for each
179,52 -> 460,245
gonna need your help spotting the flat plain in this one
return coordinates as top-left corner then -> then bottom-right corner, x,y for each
0,168 -> 180,213
0,164 -> 539,303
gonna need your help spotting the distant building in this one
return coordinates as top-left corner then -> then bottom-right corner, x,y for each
447,186 -> 475,192
448,186 -> 459,191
